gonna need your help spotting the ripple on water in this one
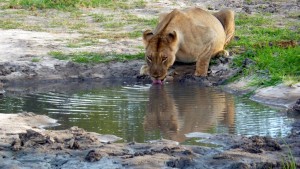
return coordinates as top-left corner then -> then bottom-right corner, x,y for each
0,83 -> 295,143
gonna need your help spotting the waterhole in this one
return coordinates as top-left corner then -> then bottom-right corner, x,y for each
0,82 -> 294,143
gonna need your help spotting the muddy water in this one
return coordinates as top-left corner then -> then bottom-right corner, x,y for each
0,83 -> 294,143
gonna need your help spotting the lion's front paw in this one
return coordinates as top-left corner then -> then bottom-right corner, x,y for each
140,65 -> 149,75
194,71 -> 207,77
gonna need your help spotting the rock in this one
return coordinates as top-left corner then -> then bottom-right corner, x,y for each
242,58 -> 255,68
11,139 -> 22,151
68,139 -> 80,149
232,136 -> 281,153
251,83 -> 300,108
288,98 -> 300,117
0,82 -> 4,95
185,132 -> 213,139
85,150 -> 103,162
242,6 -> 252,14
166,157 -> 193,168
229,162 -> 250,169
19,129 -> 48,146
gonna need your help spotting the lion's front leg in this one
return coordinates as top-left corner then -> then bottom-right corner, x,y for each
194,56 -> 211,77
140,65 -> 149,75
194,45 -> 213,77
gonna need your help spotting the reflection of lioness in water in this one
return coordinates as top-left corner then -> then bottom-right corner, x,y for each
144,85 -> 235,142
140,8 -> 235,84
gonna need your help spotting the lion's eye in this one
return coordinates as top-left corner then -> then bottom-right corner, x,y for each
146,56 -> 152,62
162,56 -> 168,62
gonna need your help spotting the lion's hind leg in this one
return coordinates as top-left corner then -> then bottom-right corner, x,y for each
213,9 -> 235,46
215,50 -> 229,58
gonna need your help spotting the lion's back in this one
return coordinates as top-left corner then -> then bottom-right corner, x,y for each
179,8 -> 225,37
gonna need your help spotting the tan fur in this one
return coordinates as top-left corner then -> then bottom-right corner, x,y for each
140,8 -> 235,79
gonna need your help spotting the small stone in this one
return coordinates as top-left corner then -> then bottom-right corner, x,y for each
166,157 -> 192,168
11,139 -> 22,151
230,162 -> 250,169
85,150 -> 103,162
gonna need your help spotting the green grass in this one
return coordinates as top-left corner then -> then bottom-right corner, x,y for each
0,8 -> 85,31
103,21 -> 126,29
282,156 -> 297,169
8,0 -> 78,10
0,20 -> 22,29
230,14 -> 298,47
281,139 -> 297,169
31,58 -> 40,62
49,19 -> 87,30
49,51 -> 144,63
67,38 -> 99,48
7,0 -> 147,10
66,30 -> 143,48
0,18 -> 43,31
90,13 -> 111,22
229,13 -> 300,86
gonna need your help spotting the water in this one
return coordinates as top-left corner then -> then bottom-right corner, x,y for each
0,83 -> 294,143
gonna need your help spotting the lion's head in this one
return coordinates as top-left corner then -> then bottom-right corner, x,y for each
143,29 -> 178,84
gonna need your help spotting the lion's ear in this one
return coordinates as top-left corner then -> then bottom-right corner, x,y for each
167,31 -> 177,43
143,30 -> 153,45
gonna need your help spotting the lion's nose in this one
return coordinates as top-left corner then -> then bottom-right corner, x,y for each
152,72 -> 160,79
153,75 -> 160,79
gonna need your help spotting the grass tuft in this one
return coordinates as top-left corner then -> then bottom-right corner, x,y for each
31,58 -> 40,62
281,139 -> 297,169
49,51 -> 69,60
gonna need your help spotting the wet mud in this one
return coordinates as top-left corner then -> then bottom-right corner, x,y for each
0,123 -> 299,169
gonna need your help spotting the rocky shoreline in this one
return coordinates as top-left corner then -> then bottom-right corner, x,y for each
0,111 -> 299,169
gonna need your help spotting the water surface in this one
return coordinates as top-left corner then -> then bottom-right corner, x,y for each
0,83 -> 294,143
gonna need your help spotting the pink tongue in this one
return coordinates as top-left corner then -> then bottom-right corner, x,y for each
152,79 -> 163,85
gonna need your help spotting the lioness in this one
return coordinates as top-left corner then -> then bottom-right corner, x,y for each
140,8 -> 235,84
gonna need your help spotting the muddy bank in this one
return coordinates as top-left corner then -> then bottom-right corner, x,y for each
0,112 -> 299,169
0,55 -> 238,86
0,60 -> 143,83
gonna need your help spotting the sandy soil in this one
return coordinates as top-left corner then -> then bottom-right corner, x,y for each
0,0 -> 299,168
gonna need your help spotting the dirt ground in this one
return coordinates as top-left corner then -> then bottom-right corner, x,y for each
0,0 -> 300,168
